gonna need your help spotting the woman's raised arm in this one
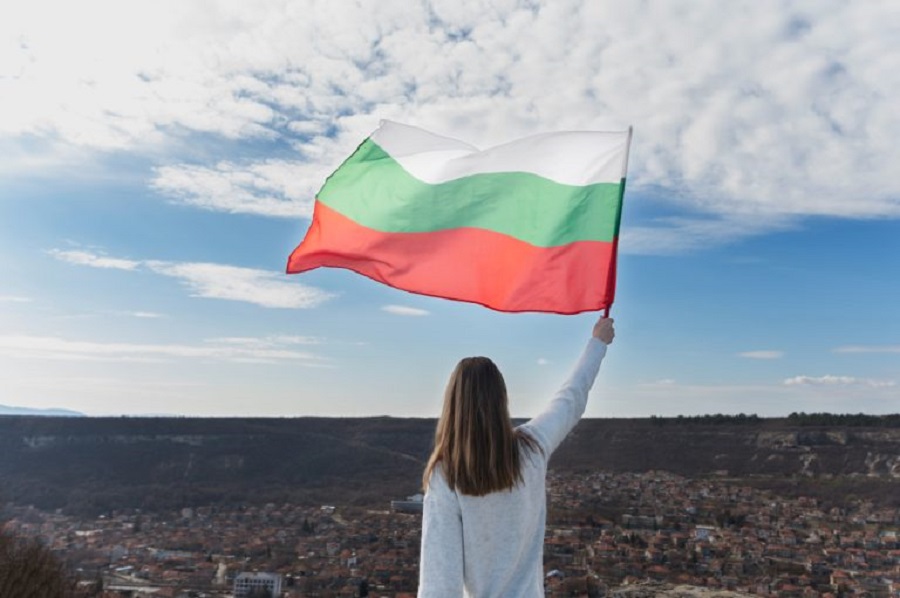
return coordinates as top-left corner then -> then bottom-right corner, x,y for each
522,317 -> 614,454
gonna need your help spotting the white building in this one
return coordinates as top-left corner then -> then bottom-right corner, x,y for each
233,571 -> 282,597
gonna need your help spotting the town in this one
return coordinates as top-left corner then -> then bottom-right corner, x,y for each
4,470 -> 898,597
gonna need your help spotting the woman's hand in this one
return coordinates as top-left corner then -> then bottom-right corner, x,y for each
592,317 -> 615,344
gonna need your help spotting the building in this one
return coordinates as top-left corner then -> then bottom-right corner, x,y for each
391,493 -> 424,514
234,571 -> 283,597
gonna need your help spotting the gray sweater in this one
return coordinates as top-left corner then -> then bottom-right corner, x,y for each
418,338 -> 608,597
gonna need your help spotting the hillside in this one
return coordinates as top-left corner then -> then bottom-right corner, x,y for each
0,404 -> 84,416
0,415 -> 897,515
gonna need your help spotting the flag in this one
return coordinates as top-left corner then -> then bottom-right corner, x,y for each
287,121 -> 631,314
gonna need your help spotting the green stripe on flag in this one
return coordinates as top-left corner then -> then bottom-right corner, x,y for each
318,139 -> 623,247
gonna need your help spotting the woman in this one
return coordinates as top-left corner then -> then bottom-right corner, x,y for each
419,317 -> 615,597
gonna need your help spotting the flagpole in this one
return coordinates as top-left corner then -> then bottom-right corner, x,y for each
604,126 -> 633,319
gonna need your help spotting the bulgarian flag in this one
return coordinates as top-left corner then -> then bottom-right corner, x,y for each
287,121 -> 632,314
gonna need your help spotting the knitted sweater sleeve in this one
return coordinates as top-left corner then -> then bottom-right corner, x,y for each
522,338 -> 607,455
418,466 -> 464,596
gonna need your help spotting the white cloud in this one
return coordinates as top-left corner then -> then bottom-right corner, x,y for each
49,248 -> 333,309
783,375 -> 896,388
619,215 -> 794,255
151,160 -> 317,218
0,334 -> 324,365
739,350 -> 784,359
146,261 -> 333,309
126,311 -> 165,319
834,345 -> 900,354
3,1 -> 899,253
639,378 -> 677,388
205,335 -> 321,347
49,249 -> 140,270
381,304 -> 430,316
0,296 -> 32,303
536,358 -> 549,366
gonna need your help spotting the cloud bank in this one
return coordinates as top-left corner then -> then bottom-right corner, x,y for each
3,1 -> 898,253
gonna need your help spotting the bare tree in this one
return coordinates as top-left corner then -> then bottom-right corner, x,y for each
0,526 -> 88,598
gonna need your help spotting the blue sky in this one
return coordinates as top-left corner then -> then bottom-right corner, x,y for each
1,0 -> 897,417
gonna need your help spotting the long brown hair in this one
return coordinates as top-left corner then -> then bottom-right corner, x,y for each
423,356 -> 540,496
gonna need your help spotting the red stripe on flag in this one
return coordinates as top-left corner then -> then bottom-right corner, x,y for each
287,201 -> 617,314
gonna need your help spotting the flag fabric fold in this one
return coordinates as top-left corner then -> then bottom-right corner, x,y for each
287,121 -> 631,314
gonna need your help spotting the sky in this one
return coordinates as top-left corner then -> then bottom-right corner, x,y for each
1,0 -> 898,418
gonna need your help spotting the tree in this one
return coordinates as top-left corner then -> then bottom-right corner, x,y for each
0,525 -> 90,597
301,517 -> 315,534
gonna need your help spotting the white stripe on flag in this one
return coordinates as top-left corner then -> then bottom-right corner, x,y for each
371,120 -> 630,187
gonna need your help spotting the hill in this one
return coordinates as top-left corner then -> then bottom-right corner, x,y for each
0,415 -> 897,515
0,404 -> 84,417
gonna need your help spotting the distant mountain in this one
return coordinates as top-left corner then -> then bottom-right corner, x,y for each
0,404 -> 85,417
0,416 -> 897,516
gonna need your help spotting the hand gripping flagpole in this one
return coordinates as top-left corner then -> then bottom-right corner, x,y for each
603,126 -> 633,319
